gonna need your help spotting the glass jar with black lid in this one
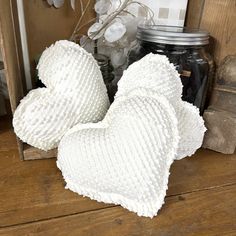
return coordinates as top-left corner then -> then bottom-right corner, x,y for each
128,25 -> 214,114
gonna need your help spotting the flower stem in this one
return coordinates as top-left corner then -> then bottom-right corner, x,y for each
70,0 -> 91,41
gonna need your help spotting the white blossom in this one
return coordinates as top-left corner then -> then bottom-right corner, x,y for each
110,48 -> 126,68
88,23 -> 105,40
104,22 -> 126,43
95,0 -> 111,15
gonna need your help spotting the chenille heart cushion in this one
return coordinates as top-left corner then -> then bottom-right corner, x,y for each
116,53 -> 183,103
57,89 -> 179,218
13,40 -> 109,151
116,53 -> 206,159
57,53 -> 206,217
174,101 -> 206,160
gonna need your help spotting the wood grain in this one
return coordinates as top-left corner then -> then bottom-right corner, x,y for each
0,117 -> 236,227
200,0 -> 236,65
0,1 -> 96,160
185,0 -> 205,28
0,185 -> 235,236
186,0 -> 236,65
0,0 -> 24,112
23,145 -> 57,160
0,0 -> 26,160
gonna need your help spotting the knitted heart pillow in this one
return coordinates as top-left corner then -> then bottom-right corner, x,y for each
57,89 -> 179,217
13,40 -> 109,151
116,54 -> 206,160
57,54 -> 206,217
116,53 -> 182,103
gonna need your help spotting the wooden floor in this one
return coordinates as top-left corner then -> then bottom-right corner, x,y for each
0,115 -> 235,236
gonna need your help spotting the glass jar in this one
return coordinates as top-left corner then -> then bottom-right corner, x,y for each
93,54 -> 114,102
128,25 -> 214,114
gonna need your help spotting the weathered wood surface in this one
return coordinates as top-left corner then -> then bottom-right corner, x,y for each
23,145 -> 57,160
0,0 -> 96,161
209,87 -> 236,114
185,0 -> 236,65
203,110 -> 236,154
0,0 -> 25,111
185,0 -> 205,28
0,185 -> 235,236
0,115 -> 236,231
209,55 -> 236,114
203,55 -> 236,154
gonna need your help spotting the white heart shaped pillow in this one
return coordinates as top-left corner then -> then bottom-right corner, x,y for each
57,54 -> 206,217
116,54 -> 206,159
13,40 -> 109,151
57,89 -> 179,218
116,53 -> 183,103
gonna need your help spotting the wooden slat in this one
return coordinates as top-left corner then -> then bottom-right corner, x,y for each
186,0 -> 236,66
168,149 -> 236,196
0,119 -> 111,228
11,0 -> 27,94
185,0 -> 205,28
0,185 -> 235,236
0,0 -> 25,112
0,119 -> 236,227
0,0 -> 27,160
23,145 -> 57,160
200,0 -> 236,65
0,1 -> 96,161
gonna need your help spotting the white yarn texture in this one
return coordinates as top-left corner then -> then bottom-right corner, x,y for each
13,40 -> 109,151
116,53 -> 182,103
116,54 -> 206,159
57,54 -> 206,217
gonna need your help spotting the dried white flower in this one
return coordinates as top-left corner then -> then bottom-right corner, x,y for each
95,0 -> 111,15
104,21 -> 126,43
88,22 -> 105,40
110,48 -> 126,68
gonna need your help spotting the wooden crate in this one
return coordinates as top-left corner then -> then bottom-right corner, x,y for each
0,0 -> 95,160
1,0 -> 235,160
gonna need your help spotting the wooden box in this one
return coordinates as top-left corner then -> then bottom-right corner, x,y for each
0,0 -> 94,160
1,0 -> 235,160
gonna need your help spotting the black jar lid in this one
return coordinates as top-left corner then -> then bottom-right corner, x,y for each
137,25 -> 209,46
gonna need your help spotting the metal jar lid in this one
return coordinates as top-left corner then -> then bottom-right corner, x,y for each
137,25 -> 209,46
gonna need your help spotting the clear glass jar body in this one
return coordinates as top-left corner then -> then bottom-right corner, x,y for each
128,40 -> 214,114
94,54 -> 114,102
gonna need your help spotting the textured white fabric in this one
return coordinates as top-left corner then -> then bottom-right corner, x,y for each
57,54 -> 206,218
116,54 -> 206,159
175,101 -> 206,160
116,53 -> 183,103
13,40 -> 109,151
57,89 -> 179,218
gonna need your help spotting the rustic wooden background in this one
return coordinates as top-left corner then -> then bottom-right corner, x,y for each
2,0 -> 235,98
23,0 -> 236,82
0,1 -> 236,234
186,0 -> 236,66
0,0 -> 235,160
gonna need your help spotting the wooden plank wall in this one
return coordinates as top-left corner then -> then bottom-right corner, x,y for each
0,0 -> 25,111
0,0 -> 26,159
186,0 -> 236,66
